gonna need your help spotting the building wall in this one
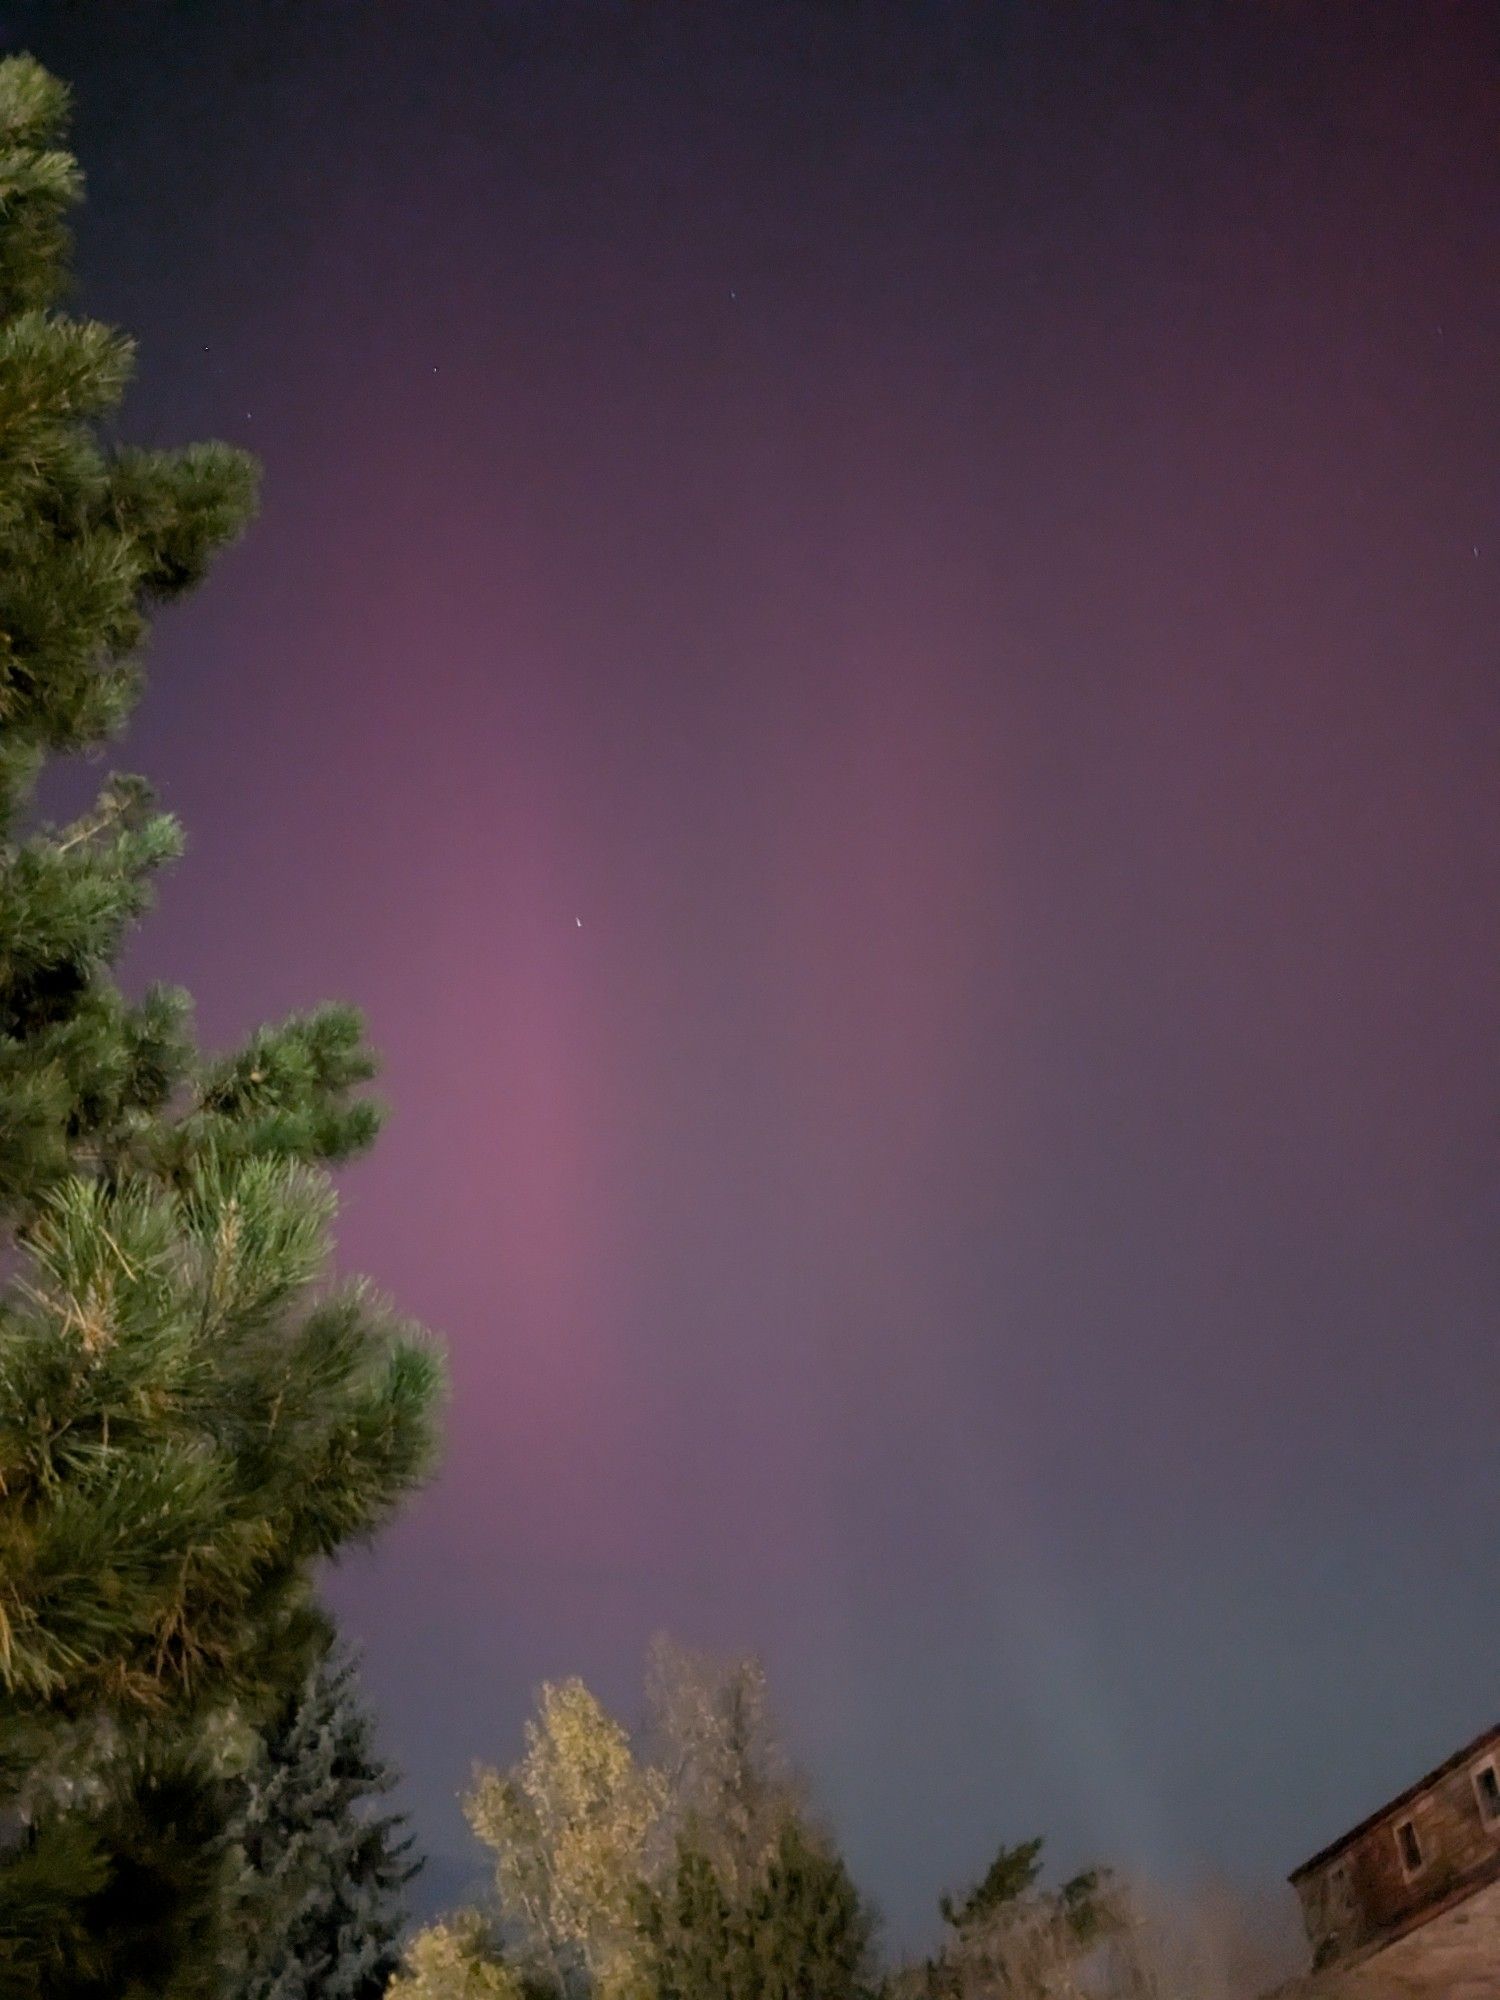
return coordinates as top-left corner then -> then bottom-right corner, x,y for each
1294,1741 -> 1500,1966
1300,1871 -> 1500,2000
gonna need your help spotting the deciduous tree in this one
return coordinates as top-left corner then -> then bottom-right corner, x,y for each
463,1678 -> 666,2000
644,1637 -> 800,1901
405,1648 -> 874,2000
385,1914 -> 531,2000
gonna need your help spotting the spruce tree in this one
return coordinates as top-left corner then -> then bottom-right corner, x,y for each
0,53 -> 442,1994
221,1647 -> 418,2000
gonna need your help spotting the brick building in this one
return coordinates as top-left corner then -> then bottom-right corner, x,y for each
1289,1720 -> 1500,1983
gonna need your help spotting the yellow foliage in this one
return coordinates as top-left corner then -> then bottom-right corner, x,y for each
386,1912 -> 522,2000
465,1678 -> 666,2000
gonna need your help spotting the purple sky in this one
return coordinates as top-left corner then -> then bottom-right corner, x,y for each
12,0 -> 1500,1945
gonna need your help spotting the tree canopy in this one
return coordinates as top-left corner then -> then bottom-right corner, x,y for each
394,1643 -> 873,2000
0,51 -> 442,1995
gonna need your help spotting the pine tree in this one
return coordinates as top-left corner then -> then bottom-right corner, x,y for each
0,1747 -> 230,2000
0,53 -> 443,1994
221,1647 -> 418,2000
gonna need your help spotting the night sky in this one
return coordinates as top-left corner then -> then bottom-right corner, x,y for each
10,0 -> 1500,1947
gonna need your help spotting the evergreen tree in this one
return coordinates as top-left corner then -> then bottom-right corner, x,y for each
746,1819 -> 874,2000
923,1835 -> 1116,1999
635,1842 -> 740,2000
638,1821 -> 874,2000
936,1838 -> 1044,1933
0,53 -> 442,1993
221,1647 -> 418,2000
0,1747 -> 229,2000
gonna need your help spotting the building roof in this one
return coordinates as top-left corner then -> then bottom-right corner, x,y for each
1289,1720 -> 1500,1883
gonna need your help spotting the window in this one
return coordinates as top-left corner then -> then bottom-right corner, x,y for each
1395,1818 -> 1424,1877
1326,1860 -> 1353,1920
1473,1759 -> 1500,1828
